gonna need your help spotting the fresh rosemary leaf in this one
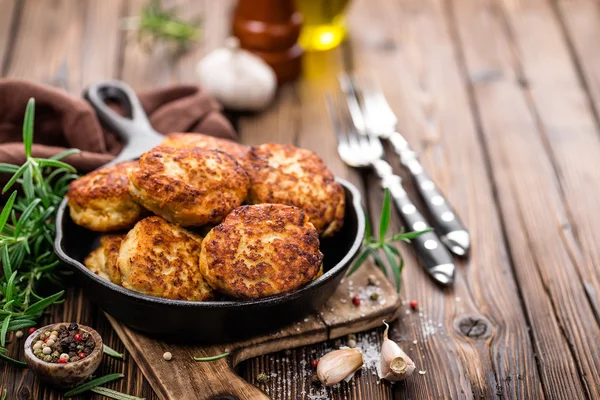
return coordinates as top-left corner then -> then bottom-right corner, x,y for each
363,208 -> 371,239
4,272 -> 18,305
2,388 -> 6,400
378,189 -> 391,245
7,319 -> 36,331
90,386 -> 145,400
2,163 -> 28,193
1,247 -> 11,279
347,248 -> 371,277
194,352 -> 229,362
22,99 -> 34,158
0,163 -> 18,174
370,250 -> 387,276
49,148 -> 81,161
64,373 -> 125,397
23,291 -> 64,317
391,229 -> 431,242
382,245 -> 401,292
0,316 -> 10,347
103,344 -> 124,359
38,159 -> 77,173
0,191 -> 16,232
0,351 -> 27,367
22,166 -> 34,199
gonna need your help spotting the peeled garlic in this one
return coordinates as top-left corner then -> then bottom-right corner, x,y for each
380,321 -> 416,381
196,36 -> 276,111
316,348 -> 364,386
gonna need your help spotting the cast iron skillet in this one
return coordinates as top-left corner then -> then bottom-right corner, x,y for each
53,81 -> 365,342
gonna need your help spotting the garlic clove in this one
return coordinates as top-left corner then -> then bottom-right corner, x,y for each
316,348 -> 364,386
196,36 -> 276,112
380,321 -> 416,381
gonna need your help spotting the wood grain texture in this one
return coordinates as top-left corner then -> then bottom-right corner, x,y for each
345,0 -> 542,397
0,0 -> 19,72
108,264 -> 400,400
448,0 -> 596,397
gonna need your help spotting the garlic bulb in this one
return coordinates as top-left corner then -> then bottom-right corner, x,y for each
380,321 -> 416,381
196,36 -> 276,111
317,348 -> 364,386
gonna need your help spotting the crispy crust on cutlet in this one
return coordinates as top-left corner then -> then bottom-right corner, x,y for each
161,133 -> 250,160
117,216 -> 213,301
68,161 -> 144,232
128,146 -> 249,227
242,143 -> 345,236
199,204 -> 323,299
84,234 -> 125,285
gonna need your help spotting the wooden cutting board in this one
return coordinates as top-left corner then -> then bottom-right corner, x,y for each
107,263 -> 400,400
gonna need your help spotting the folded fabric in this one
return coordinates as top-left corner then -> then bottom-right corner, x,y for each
0,79 -> 236,172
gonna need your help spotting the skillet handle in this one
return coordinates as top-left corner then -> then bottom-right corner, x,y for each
83,80 -> 164,166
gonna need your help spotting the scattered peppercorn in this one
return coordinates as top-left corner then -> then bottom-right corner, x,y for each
163,352 -> 172,361
311,359 -> 319,368
256,373 -> 269,383
409,300 -> 418,310
347,339 -> 357,348
352,296 -> 361,307
15,331 -> 23,339
28,327 -> 36,335
311,374 -> 321,385
370,292 -> 380,301
367,274 -> 379,286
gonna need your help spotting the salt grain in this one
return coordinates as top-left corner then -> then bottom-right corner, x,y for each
419,370 -> 427,375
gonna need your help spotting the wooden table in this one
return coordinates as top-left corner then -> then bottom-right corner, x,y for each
2,0 -> 600,398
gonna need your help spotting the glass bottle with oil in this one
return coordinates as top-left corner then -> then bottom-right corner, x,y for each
296,0 -> 349,51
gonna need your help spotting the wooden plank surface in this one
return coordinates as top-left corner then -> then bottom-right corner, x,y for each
2,0 -> 600,398
346,0 -> 542,397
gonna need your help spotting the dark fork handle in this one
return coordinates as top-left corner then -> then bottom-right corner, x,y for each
389,133 -> 470,256
373,160 -> 456,286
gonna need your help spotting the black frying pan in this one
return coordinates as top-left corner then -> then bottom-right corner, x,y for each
53,81 -> 365,342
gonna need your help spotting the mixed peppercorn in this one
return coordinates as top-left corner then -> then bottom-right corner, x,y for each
31,323 -> 95,364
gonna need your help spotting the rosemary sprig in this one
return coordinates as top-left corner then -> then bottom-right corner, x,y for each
123,0 -> 201,51
0,98 -> 80,359
64,373 -> 124,397
193,352 -> 229,362
348,189 -> 430,292
103,343 -> 125,359
90,387 -> 145,400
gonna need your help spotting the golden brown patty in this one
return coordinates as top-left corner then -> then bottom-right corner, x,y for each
68,161 -> 145,232
117,216 -> 213,301
161,133 -> 250,160
128,146 -> 249,227
84,234 -> 125,285
200,204 -> 323,299
243,143 -> 345,236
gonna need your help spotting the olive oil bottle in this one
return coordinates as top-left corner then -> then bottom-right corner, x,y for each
296,0 -> 349,51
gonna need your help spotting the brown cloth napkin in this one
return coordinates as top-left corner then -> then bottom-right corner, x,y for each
0,79 -> 236,172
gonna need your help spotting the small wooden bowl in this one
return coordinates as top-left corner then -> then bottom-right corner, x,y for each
24,323 -> 103,388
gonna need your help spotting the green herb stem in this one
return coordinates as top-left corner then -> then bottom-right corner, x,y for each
347,189 -> 430,292
64,373 -> 125,397
193,352 -> 229,362
90,386 -> 145,400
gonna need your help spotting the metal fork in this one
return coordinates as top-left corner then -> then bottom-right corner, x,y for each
339,73 -> 470,257
326,94 -> 456,286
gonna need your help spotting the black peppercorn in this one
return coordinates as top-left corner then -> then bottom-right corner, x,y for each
68,323 -> 78,331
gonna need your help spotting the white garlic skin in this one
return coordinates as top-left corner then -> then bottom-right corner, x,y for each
317,348 -> 364,386
196,37 -> 276,111
380,321 -> 416,381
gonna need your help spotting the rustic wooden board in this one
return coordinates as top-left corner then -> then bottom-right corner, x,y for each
107,263 -> 400,400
